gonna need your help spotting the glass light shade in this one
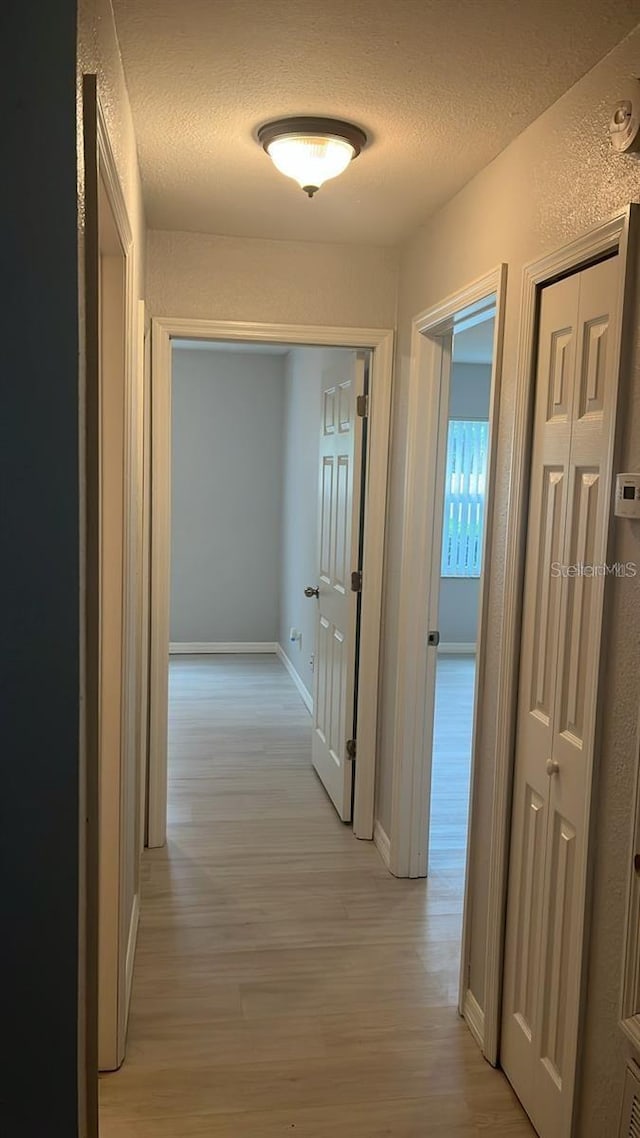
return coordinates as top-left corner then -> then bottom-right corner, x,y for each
266,135 -> 355,194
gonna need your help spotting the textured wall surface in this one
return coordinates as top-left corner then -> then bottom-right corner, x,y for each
170,349 -> 285,643
376,25 -> 640,1135
78,0 -> 147,303
146,229 -> 398,329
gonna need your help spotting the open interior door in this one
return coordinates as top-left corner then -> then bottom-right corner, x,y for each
308,352 -> 366,821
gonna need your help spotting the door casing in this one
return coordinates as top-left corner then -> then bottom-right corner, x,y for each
82,79 -> 143,1076
148,318 -> 394,848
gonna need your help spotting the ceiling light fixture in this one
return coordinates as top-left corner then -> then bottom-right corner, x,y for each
257,116 -> 367,198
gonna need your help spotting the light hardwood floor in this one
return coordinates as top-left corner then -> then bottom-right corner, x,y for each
99,654 -> 532,1137
429,653 -> 475,872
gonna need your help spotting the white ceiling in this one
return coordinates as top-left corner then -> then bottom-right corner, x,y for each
112,0 -> 640,246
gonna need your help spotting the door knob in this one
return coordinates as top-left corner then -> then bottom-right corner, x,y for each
546,758 -> 560,776
304,585 -> 319,598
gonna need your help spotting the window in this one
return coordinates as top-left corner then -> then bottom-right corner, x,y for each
441,419 -> 488,577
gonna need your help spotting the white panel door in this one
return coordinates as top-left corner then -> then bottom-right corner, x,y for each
501,255 -> 621,1137
311,352 -> 365,821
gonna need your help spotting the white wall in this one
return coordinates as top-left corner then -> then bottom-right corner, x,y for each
278,347 -> 354,699
439,579 -> 480,646
171,344 -> 355,683
170,348 -> 285,644
439,362 -> 492,645
146,229 -> 398,328
448,361 -> 492,419
278,348 -> 322,696
376,26 -> 640,1136
79,0 -> 146,303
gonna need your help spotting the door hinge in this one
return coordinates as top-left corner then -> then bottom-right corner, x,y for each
351,569 -> 363,592
427,630 -> 440,646
356,393 -> 369,418
346,738 -> 356,760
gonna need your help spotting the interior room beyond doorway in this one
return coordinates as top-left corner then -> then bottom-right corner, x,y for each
168,337 -> 374,832
169,338 -> 348,711
429,315 -> 494,876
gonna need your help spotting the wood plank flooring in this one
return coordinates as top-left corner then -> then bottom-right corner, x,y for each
429,653 -> 475,872
99,654 -> 532,1137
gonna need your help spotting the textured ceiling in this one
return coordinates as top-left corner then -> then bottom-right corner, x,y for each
112,0 -> 640,245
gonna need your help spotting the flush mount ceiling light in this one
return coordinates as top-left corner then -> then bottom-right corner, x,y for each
257,117 -> 367,198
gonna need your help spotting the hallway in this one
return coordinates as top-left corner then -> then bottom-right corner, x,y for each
99,655 -> 532,1137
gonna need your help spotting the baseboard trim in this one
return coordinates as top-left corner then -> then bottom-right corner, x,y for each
169,642 -> 277,655
438,642 -> 477,655
374,819 -> 391,869
275,644 -> 313,714
463,988 -> 485,1052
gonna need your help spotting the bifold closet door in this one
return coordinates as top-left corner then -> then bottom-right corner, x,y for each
501,254 -> 621,1138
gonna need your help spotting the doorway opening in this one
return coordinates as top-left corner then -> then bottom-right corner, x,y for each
388,267 -> 506,1053
167,340 -> 368,824
148,319 -> 394,855
429,311 -> 495,879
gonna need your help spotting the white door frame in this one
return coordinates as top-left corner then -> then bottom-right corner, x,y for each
148,317 -> 394,848
85,84 -> 141,1071
388,264 -> 506,891
136,299 -> 152,851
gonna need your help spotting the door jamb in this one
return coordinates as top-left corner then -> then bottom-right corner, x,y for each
148,318 -> 394,848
